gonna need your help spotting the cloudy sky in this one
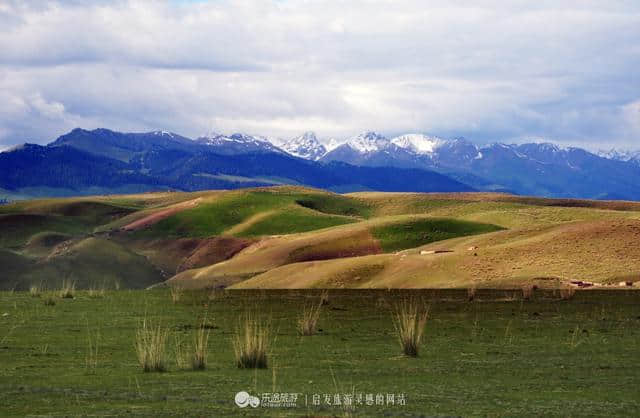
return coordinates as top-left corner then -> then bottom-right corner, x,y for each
1,0 -> 639,150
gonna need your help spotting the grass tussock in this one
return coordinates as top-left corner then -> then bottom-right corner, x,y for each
467,286 -> 477,302
559,286 -> 576,300
297,297 -> 323,336
135,320 -> 169,372
173,337 -> 189,370
521,284 -> 535,301
59,279 -> 76,299
170,286 -> 183,304
233,312 -> 270,369
392,298 -> 429,357
192,319 -> 210,370
43,294 -> 56,306
320,290 -> 330,306
87,286 -> 106,299
85,329 -> 99,373
29,283 -> 43,297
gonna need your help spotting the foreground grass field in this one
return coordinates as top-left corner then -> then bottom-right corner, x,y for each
1,289 -> 639,416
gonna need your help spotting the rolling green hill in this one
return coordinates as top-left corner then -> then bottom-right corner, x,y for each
1,186 -> 639,290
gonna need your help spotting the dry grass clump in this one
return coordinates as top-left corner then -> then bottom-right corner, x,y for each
173,337 -> 189,370
59,279 -> 76,299
191,318 -> 211,370
467,286 -> 477,302
87,285 -> 106,298
85,329 -> 99,373
320,290 -> 330,306
521,284 -> 535,301
43,294 -> 56,306
559,286 -> 576,300
297,297 -> 323,336
170,286 -> 183,304
29,283 -> 43,297
391,298 -> 430,357
135,320 -> 169,372
233,312 -> 270,369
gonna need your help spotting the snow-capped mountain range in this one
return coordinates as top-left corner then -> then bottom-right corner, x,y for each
5,126 -> 640,200
268,130 -> 640,199
195,132 -> 284,155
277,132 -> 327,160
597,149 -> 640,164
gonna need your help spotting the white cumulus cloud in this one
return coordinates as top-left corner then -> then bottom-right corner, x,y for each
0,0 -> 638,150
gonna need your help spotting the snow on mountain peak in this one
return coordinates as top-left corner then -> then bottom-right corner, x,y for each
280,131 -> 326,160
346,131 -> 390,153
325,138 -> 340,152
390,133 -> 445,154
597,148 -> 640,162
152,130 -> 175,138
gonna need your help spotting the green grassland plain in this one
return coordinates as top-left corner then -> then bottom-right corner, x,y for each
1,187 -> 640,416
0,289 -> 639,416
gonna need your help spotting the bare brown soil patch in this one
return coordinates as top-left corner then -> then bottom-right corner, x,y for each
285,229 -> 382,264
121,198 -> 201,231
177,236 -> 253,272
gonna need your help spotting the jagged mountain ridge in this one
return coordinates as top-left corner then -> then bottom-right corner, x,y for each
0,128 -> 473,199
4,127 -> 640,200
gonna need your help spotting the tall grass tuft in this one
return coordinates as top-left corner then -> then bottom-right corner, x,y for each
467,286 -> 477,302
29,283 -> 43,297
173,336 -> 189,370
135,320 -> 169,372
85,328 -> 100,373
87,285 -> 106,299
559,286 -> 576,300
297,297 -> 323,336
320,290 -> 330,306
233,312 -> 270,369
43,294 -> 56,306
170,286 -> 183,304
391,298 -> 429,357
521,284 -> 534,301
59,279 -> 76,299
192,320 -> 210,370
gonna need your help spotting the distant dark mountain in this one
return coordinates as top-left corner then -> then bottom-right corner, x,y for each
0,129 -> 473,198
5,127 -> 640,200
0,144 -> 163,190
50,128 -> 199,162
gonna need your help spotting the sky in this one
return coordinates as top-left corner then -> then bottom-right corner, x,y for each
0,0 -> 639,150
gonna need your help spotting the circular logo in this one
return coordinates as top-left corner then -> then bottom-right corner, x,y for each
235,391 -> 250,408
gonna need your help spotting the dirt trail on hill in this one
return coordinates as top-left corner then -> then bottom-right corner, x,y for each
121,198 -> 202,231
223,210 -> 278,235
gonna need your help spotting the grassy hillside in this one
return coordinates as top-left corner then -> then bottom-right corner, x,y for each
371,218 -> 503,252
136,189 -> 369,238
2,186 -> 640,290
